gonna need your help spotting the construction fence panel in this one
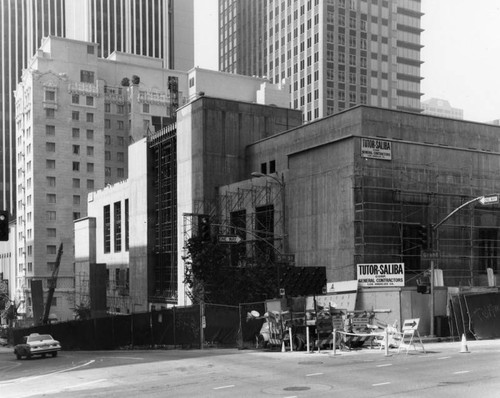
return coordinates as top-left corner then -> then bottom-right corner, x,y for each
173,305 -> 201,348
204,304 -> 239,346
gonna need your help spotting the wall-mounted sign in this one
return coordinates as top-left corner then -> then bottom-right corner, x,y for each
361,138 -> 392,160
357,263 -> 405,287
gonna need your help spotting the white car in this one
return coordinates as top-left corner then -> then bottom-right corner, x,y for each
14,333 -> 61,359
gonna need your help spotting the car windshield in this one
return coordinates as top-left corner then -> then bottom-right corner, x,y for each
27,334 -> 53,342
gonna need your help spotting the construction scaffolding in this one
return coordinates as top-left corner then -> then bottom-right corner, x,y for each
183,180 -> 285,267
148,123 -> 178,304
355,160 -> 500,287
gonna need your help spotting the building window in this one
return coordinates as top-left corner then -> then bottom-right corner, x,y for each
46,142 -> 56,152
87,146 -> 94,156
143,103 -> 150,113
86,96 -> 94,106
105,119 -> 111,129
114,201 -> 122,252
72,128 -> 80,138
46,108 -> 55,118
46,125 -> 55,136
47,194 -> 56,204
86,129 -> 94,140
47,228 -> 56,237
87,179 -> 94,189
72,94 -> 79,104
87,45 -> 94,54
73,195 -> 80,205
269,160 -> 276,173
80,70 -> 95,83
118,120 -> 124,130
117,152 -> 124,162
73,162 -> 80,171
105,167 -> 112,177
72,178 -> 80,188
105,151 -> 111,160
73,212 -> 81,220
105,103 -> 111,113
45,90 -> 56,101
86,113 -> 94,123
46,159 -> 56,169
104,205 -> 111,253
72,111 -> 79,121
87,163 -> 94,173
47,176 -> 56,187
73,145 -> 80,155
46,211 -> 56,221
47,245 -> 57,254
117,168 -> 125,178
117,105 -> 124,114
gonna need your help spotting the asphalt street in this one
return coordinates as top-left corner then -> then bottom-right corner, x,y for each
0,338 -> 499,397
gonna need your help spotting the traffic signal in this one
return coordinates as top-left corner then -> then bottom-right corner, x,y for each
0,210 -> 9,241
198,215 -> 211,241
417,224 -> 430,249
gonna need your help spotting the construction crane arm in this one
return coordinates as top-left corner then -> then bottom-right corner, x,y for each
42,243 -> 63,324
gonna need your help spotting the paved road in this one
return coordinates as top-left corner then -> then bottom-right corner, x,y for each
0,339 -> 499,397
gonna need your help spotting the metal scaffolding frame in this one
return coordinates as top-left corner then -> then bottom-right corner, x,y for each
183,181 -> 285,268
355,160 -> 500,287
148,123 -> 178,303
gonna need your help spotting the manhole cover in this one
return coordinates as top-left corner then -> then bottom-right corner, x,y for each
283,387 -> 311,391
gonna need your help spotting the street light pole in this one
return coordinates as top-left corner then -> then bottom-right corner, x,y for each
429,193 -> 499,336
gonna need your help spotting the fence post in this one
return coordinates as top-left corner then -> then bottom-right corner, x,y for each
200,302 -> 205,350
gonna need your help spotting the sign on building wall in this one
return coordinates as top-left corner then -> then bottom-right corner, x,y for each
357,263 -> 405,287
361,138 -> 392,160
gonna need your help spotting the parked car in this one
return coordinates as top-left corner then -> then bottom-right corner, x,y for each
14,333 -> 61,359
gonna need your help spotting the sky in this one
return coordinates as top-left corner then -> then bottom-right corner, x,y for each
195,0 -> 500,123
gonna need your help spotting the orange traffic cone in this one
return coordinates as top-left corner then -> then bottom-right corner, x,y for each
281,341 -> 286,352
460,334 -> 469,353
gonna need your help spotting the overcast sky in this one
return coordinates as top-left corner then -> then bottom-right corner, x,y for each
195,0 -> 500,123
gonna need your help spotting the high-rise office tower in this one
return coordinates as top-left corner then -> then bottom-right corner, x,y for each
66,0 -> 194,70
1,0 -> 66,215
219,0 -> 423,122
1,0 -> 194,216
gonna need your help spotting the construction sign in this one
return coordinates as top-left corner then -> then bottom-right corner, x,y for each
357,263 -> 405,287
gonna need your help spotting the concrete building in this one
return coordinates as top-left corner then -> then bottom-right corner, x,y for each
13,36 -> 189,321
74,68 -> 299,313
0,2 -> 196,313
0,0 -> 195,218
421,98 -> 464,120
76,99 -> 500,334
219,0 -> 423,122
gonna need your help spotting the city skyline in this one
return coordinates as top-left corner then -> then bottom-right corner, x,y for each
195,0 -> 500,124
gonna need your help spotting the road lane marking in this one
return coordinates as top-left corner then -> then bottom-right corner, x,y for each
306,373 -> 324,377
453,371 -> 470,374
376,364 -> 392,367
213,385 -> 235,390
373,382 -> 391,386
438,356 -> 451,360
0,360 -> 96,385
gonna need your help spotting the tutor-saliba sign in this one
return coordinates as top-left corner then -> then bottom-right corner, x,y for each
357,263 -> 405,287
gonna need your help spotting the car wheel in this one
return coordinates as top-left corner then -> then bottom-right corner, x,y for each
16,353 -> 22,360
26,353 -> 31,360
51,351 -> 58,357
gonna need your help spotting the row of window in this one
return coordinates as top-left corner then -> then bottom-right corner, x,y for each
103,200 -> 130,253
